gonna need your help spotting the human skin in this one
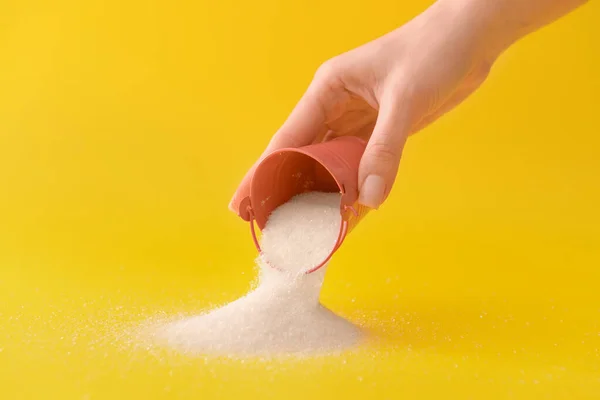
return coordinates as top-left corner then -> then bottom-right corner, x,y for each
229,0 -> 589,212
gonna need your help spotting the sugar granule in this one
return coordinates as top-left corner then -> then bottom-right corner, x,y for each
157,192 -> 362,356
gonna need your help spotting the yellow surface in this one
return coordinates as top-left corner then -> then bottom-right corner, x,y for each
1,1 -> 599,399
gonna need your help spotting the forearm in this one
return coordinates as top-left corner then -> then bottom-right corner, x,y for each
437,0 -> 590,60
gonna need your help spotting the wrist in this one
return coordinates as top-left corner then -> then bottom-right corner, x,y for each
439,0 -> 590,62
434,0 -> 523,62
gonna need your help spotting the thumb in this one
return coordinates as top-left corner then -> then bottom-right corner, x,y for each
358,90 -> 411,209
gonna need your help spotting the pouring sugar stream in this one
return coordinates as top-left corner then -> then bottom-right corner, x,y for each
155,137 -> 372,356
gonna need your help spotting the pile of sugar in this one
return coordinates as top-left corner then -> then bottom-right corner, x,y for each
157,192 -> 362,356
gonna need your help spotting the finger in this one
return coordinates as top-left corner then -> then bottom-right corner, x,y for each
264,85 -> 331,153
358,88 -> 412,209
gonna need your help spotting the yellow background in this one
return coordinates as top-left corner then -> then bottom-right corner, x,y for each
1,0 -> 599,399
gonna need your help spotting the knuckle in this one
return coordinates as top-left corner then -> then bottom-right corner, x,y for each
367,142 -> 400,167
314,57 -> 343,83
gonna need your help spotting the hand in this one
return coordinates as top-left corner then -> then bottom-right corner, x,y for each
229,0 -> 588,211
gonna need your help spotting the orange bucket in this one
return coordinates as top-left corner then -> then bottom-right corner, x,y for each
234,136 -> 370,273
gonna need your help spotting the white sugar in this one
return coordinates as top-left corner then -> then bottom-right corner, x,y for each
156,192 -> 362,357
260,191 -> 342,275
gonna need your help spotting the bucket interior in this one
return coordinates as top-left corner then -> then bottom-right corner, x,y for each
251,151 -> 339,229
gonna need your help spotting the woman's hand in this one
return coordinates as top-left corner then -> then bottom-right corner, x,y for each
229,0 -> 588,211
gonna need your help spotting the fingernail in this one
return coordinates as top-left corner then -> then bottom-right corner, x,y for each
228,197 -> 236,213
359,175 -> 386,209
